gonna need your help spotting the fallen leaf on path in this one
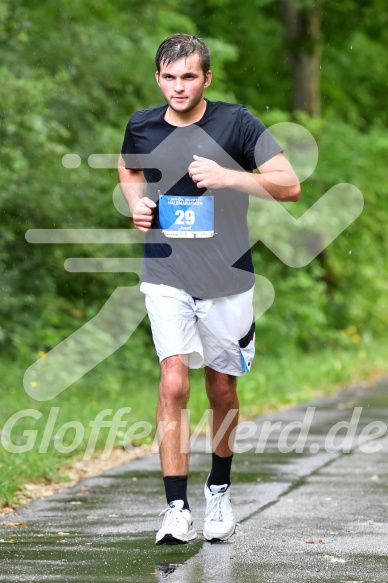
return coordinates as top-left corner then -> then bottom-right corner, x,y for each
0,506 -> 14,515
326,555 -> 346,563
1,521 -> 25,527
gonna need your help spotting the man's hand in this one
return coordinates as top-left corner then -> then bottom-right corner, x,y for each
132,197 -> 157,232
188,152 -> 300,201
188,155 -> 229,189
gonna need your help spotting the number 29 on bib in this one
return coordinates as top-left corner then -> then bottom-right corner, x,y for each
158,194 -> 214,238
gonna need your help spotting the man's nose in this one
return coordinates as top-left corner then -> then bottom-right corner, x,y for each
174,79 -> 184,92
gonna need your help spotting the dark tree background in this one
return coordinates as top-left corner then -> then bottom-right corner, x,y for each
1,0 -> 387,358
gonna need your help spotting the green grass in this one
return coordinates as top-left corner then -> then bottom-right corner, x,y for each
1,336 -> 387,507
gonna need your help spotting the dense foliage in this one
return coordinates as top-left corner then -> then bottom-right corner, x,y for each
1,0 -> 387,371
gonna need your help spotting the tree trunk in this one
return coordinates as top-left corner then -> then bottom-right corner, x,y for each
282,0 -> 324,116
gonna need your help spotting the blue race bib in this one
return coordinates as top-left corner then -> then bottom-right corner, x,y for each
159,195 -> 214,238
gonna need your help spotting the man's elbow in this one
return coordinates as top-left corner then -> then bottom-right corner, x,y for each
285,182 -> 301,202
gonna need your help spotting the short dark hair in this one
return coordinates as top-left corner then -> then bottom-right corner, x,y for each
155,34 -> 211,76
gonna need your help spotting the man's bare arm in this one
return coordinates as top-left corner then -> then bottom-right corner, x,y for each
118,154 -> 156,232
188,153 -> 301,202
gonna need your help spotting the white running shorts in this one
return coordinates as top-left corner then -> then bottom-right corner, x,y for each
140,282 -> 255,376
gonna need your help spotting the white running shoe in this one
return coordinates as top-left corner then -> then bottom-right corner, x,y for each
155,500 -> 197,545
203,482 -> 235,541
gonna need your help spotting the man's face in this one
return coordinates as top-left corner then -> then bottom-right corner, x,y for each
156,53 -> 212,115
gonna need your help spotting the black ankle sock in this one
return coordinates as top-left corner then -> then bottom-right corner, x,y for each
163,475 -> 190,510
207,452 -> 233,487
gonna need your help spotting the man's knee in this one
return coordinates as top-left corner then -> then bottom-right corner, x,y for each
159,356 -> 190,406
205,369 -> 237,405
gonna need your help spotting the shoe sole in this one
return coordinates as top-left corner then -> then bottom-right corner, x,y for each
156,531 -> 197,545
156,534 -> 188,545
203,526 -> 235,542
204,535 -> 232,543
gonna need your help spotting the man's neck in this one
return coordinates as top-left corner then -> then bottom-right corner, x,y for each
164,99 -> 207,127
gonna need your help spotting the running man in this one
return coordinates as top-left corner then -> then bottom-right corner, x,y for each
118,33 -> 300,544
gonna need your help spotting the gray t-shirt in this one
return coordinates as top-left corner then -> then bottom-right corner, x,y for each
121,99 -> 283,298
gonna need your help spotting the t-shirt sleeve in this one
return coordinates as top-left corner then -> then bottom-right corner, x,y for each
121,118 -> 140,169
240,106 -> 283,170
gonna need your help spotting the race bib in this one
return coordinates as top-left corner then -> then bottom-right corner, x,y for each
159,194 -> 214,238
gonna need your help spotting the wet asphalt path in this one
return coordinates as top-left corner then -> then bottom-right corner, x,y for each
0,378 -> 387,582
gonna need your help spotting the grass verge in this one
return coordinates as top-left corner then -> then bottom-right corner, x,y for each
1,337 -> 387,508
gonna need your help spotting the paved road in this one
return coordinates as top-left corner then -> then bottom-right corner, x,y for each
0,378 -> 387,582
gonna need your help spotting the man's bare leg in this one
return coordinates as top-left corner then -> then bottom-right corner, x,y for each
203,367 -> 238,541
205,367 -> 239,457
157,354 -> 190,476
155,355 -> 197,545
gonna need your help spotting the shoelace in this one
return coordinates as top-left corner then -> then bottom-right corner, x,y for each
158,505 -> 183,527
206,492 -> 225,522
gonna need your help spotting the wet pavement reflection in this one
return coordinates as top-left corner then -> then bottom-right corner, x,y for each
0,379 -> 387,582
0,528 -> 203,582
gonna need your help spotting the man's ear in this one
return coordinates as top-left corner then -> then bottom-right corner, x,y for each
204,70 -> 212,89
155,71 -> 160,86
